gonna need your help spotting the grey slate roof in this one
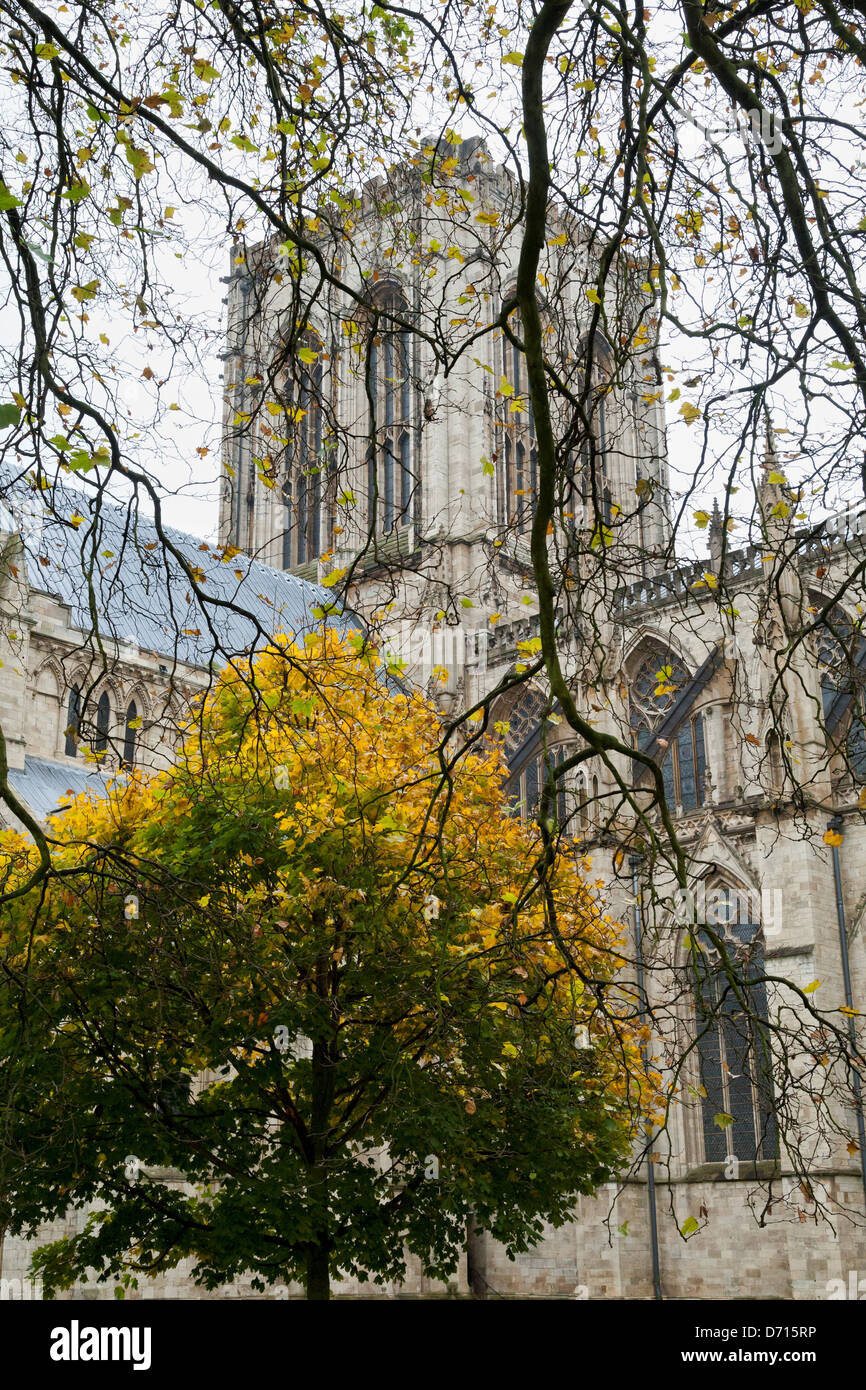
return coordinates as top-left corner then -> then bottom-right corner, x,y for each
3,482 -> 345,667
9,755 -> 112,824
2,481 -> 357,825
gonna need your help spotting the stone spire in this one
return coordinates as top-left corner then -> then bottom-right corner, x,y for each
757,407 -> 788,547
708,498 -> 724,574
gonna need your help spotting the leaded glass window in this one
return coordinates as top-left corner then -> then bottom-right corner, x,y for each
693,890 -> 778,1164
64,684 -> 81,758
94,690 -> 111,754
367,284 -> 414,535
496,306 -> 537,535
629,649 -> 706,810
282,331 -> 325,568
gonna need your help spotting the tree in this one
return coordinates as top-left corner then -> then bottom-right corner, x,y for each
0,630 -> 651,1299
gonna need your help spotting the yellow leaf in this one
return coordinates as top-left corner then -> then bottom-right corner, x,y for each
321,567 -> 344,588
823,830 -> 844,847
679,402 -> 701,425
803,979 -> 821,993
585,288 -> 601,305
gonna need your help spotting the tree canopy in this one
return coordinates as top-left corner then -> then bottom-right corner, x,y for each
0,630 -> 652,1299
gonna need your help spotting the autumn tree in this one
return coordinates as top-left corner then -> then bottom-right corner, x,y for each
0,630 -> 652,1300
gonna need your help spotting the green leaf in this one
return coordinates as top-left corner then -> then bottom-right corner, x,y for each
0,403 -> 21,430
124,146 -> 155,180
61,183 -> 91,203
70,280 -> 99,304
0,185 -> 22,211
680,1216 -> 700,1236
193,58 -> 221,83
25,240 -> 53,264
713,1111 -> 734,1129
501,51 -> 523,66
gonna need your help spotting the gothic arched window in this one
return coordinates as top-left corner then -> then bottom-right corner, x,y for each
848,718 -> 866,782
367,283 -> 414,536
122,701 -> 139,769
815,602 -> 860,717
814,601 -> 866,780
692,887 -> 778,1164
95,691 -> 111,755
496,305 -> 537,535
574,331 -> 613,528
64,684 -> 81,758
629,647 -> 689,748
629,647 -> 706,811
282,330 -> 325,569
510,742 -> 574,829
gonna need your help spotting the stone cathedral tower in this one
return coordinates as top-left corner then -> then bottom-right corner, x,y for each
216,140 -> 866,1299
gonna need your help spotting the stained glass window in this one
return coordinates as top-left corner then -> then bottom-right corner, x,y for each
693,890 -> 778,1164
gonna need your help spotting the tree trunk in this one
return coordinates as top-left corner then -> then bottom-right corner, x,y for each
306,1239 -> 330,1301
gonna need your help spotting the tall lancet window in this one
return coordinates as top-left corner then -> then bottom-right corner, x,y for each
814,600 -> 866,780
692,888 -> 778,1164
366,283 -> 413,536
575,332 -> 613,527
496,306 -> 537,535
282,331 -> 325,569
122,701 -> 138,769
629,646 -> 707,811
65,684 -> 81,758
815,602 -> 859,717
94,691 -> 111,755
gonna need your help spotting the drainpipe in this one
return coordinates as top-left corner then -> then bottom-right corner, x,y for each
630,855 -> 663,1301
826,816 -> 866,1207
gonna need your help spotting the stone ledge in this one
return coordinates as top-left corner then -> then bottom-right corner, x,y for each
683,1161 -> 781,1183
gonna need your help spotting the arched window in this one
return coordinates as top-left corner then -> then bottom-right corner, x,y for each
502,686 -> 548,763
575,332 -> 613,527
814,601 -> 866,780
629,647 -> 706,811
496,305 -> 537,535
64,684 -> 81,758
692,887 -> 778,1163
848,718 -> 866,782
575,773 -> 588,830
367,284 -> 413,536
122,701 -> 138,769
815,602 -> 860,717
95,691 -> 111,754
282,331 -> 325,569
511,743 -> 573,829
